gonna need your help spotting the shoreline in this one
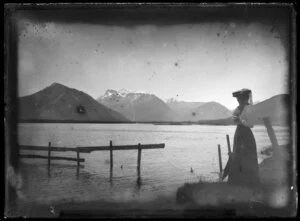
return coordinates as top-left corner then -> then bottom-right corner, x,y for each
17,120 -> 288,127
6,144 -> 295,218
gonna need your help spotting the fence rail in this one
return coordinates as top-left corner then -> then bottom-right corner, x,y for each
19,143 -> 165,153
19,141 -> 165,179
76,143 -> 165,153
19,154 -> 85,162
19,145 -> 77,152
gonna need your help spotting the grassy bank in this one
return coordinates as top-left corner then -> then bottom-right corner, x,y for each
175,144 -> 296,217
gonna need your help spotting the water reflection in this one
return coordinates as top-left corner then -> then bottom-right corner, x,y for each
76,167 -> 79,179
45,163 -> 85,179
109,168 -> 113,187
134,176 -> 142,197
137,167 -> 141,179
47,164 -> 51,178
136,177 -> 142,189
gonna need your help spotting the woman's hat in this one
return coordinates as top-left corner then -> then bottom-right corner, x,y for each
232,88 -> 252,97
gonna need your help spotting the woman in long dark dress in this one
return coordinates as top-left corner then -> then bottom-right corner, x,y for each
224,88 -> 260,187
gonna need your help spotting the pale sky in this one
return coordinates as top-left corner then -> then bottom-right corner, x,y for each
17,11 -> 289,110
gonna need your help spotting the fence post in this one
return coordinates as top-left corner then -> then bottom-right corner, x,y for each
137,143 -> 142,176
48,142 -> 51,167
263,117 -> 279,148
226,134 -> 232,155
218,144 -> 223,173
110,140 -> 113,169
77,149 -> 80,168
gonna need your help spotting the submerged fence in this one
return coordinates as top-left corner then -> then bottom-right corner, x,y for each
19,117 -> 280,182
19,142 -> 165,177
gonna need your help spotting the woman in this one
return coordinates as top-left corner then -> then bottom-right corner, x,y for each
223,88 -> 260,187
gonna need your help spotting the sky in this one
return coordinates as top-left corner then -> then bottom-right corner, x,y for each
16,8 -> 289,110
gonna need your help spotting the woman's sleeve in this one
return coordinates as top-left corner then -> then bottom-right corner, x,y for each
240,105 -> 256,128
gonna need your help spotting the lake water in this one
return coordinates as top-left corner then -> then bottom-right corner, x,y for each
17,123 -> 290,204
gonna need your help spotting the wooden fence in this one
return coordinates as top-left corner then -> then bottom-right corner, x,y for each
19,141 -> 165,176
19,117 -> 279,181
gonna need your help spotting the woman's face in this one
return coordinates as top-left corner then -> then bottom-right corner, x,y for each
236,95 -> 248,105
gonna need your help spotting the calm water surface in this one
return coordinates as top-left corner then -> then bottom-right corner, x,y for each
18,123 -> 290,204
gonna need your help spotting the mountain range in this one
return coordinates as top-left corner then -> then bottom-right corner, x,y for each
98,90 -> 235,122
18,83 -> 290,125
97,89 -> 179,122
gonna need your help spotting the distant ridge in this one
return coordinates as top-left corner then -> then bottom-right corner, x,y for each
251,94 -> 290,125
166,99 -> 232,121
201,94 -> 290,126
19,83 -> 129,122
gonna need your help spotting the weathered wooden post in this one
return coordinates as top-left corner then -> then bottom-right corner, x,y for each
226,134 -> 232,155
76,149 -> 80,177
137,143 -> 142,177
48,142 -> 51,167
76,149 -> 80,168
263,117 -> 279,148
222,135 -> 232,181
109,141 -> 113,186
218,144 -> 223,173
110,140 -> 113,169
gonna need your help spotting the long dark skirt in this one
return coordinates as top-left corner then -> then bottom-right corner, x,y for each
228,125 -> 260,187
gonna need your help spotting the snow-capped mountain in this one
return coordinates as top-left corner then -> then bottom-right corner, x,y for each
97,90 -> 179,122
101,89 -> 131,99
118,88 -> 131,97
103,89 -> 120,98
